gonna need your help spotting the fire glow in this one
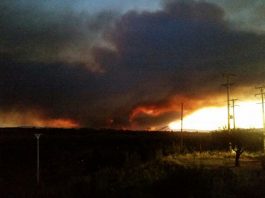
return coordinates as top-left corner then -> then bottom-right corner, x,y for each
0,111 -> 79,128
33,118 -> 79,128
129,95 -> 216,122
130,105 -> 172,121
169,101 -> 263,131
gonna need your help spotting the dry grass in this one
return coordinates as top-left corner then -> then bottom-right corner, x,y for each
163,151 -> 264,170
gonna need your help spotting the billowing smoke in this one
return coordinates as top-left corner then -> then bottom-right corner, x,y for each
1,0 -> 265,129
0,0 -> 118,72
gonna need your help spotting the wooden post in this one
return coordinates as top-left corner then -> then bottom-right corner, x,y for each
180,103 -> 183,152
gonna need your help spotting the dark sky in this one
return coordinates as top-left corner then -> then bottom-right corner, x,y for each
1,0 -> 265,129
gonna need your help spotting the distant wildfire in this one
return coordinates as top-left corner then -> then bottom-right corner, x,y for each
129,94 -> 225,129
1,0 -> 265,130
0,111 -> 79,128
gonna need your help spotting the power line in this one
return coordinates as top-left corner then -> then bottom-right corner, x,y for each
222,73 -> 236,131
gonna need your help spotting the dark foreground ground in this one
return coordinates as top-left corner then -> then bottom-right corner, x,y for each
1,128 -> 265,198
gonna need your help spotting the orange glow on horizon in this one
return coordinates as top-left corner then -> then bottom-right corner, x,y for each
0,111 -> 80,128
169,101 -> 263,131
33,118 -> 79,128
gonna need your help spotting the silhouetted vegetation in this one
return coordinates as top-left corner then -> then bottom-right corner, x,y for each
0,128 -> 264,197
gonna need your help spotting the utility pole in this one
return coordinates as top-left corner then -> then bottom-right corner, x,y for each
180,103 -> 184,152
222,73 -> 235,131
181,103 -> 183,133
230,99 -> 238,130
255,86 -> 265,152
255,86 -> 265,130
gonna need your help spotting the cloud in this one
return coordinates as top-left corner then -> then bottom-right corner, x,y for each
1,0 -> 265,129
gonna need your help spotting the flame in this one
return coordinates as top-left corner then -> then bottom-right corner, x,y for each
0,111 -> 80,128
129,95 -> 222,122
33,118 -> 79,128
169,101 -> 263,131
129,105 -> 168,121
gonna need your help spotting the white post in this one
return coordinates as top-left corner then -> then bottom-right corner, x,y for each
35,134 -> 41,185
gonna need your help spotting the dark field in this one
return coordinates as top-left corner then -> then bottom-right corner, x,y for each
1,128 -> 265,198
